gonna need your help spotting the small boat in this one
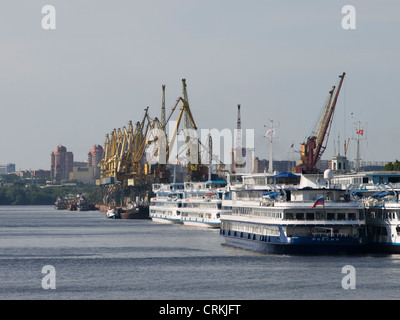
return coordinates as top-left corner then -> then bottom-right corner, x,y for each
54,196 -> 67,210
77,195 -> 90,211
106,208 -> 119,219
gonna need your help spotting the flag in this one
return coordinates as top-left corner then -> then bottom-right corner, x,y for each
265,129 -> 275,137
312,197 -> 324,208
356,129 -> 364,136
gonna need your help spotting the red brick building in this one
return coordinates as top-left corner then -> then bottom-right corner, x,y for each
50,145 -> 73,182
87,145 -> 103,179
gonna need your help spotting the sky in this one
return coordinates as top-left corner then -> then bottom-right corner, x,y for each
0,1 -> 399,170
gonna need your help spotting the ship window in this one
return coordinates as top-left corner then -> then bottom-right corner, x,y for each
327,212 -> 335,220
296,213 -> 304,220
348,212 -> 356,220
384,212 -> 389,219
285,212 -> 294,220
396,226 -> 400,236
315,211 -> 323,220
337,213 -> 346,220
306,213 -> 314,220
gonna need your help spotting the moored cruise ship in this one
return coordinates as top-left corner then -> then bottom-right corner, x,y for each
220,172 -> 368,254
363,186 -> 400,253
180,180 -> 227,228
149,183 -> 184,224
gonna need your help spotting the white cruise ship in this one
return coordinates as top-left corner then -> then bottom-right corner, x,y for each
149,183 -> 184,224
361,186 -> 400,253
220,171 -> 368,254
179,180 -> 227,228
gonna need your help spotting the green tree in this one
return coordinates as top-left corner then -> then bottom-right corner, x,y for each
384,162 -> 394,171
384,160 -> 400,171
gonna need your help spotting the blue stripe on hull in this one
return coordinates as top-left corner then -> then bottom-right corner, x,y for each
220,229 -> 367,255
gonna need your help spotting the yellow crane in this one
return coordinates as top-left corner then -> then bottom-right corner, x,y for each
99,128 -> 119,183
147,79 -> 207,182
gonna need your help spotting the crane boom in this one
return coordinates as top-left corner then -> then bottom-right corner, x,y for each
294,72 -> 346,173
313,72 -> 345,165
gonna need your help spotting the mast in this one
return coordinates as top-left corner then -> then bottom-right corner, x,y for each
355,120 -> 361,172
235,104 -> 243,173
265,119 -> 275,173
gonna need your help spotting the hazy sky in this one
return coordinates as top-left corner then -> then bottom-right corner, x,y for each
1,1 -> 399,170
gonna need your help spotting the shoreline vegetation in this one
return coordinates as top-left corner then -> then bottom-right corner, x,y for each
0,174 -> 97,206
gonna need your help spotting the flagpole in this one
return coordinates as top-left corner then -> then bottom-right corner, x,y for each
356,121 -> 360,172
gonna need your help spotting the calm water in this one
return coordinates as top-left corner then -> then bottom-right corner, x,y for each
0,205 -> 399,300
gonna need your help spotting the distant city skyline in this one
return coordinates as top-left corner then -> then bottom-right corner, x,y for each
1,1 -> 399,170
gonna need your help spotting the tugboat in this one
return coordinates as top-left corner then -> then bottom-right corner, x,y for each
54,196 -> 67,210
106,207 -> 120,219
77,194 -> 90,211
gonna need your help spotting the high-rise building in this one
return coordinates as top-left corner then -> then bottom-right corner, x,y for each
87,145 -> 103,179
0,163 -> 15,174
50,145 -> 73,182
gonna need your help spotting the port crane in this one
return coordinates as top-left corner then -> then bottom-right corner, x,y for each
98,78 -> 214,206
99,107 -> 160,205
294,72 -> 346,174
147,79 -> 208,182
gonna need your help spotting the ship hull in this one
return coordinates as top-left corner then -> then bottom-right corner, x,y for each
220,229 -> 367,255
150,217 -> 182,224
120,207 -> 150,219
182,220 -> 220,229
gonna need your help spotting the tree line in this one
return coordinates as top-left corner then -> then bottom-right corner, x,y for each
0,174 -> 97,205
383,160 -> 400,171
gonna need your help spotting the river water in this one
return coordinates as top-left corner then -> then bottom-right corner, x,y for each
0,205 -> 399,301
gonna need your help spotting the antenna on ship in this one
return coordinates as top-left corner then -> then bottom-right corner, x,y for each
234,104 -> 243,173
264,119 -> 278,173
351,113 -> 366,172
